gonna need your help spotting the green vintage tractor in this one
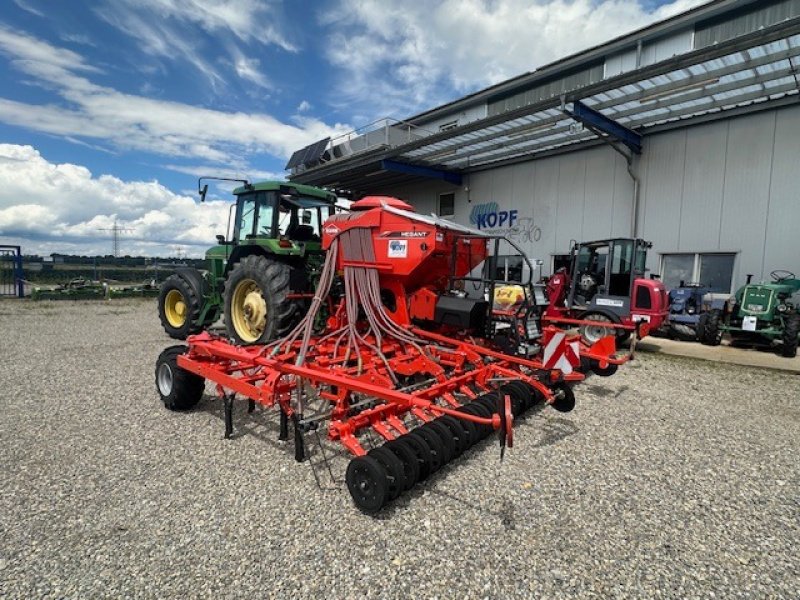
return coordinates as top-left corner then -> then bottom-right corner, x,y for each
157,179 -> 337,344
698,270 -> 800,358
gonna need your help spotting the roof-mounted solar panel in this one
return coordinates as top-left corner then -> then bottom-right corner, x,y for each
285,137 -> 330,170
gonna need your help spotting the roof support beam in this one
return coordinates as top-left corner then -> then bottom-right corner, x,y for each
379,159 -> 462,185
564,100 -> 642,154
407,43 -> 800,162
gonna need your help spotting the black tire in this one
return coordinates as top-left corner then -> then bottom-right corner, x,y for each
551,383 -> 576,413
346,456 -> 388,514
781,314 -> 799,358
223,255 -> 300,345
385,438 -> 420,491
579,312 -> 630,346
155,345 -> 205,410
590,361 -> 619,377
456,404 -> 485,441
439,415 -> 469,456
409,428 -> 444,475
425,421 -> 455,463
158,274 -> 203,340
367,446 -> 406,501
399,434 -> 432,482
466,401 -> 494,438
696,313 -> 708,342
700,310 -> 723,346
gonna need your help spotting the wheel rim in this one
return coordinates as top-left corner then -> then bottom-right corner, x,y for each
346,457 -> 387,512
157,363 -> 173,396
231,278 -> 267,342
581,314 -> 614,345
164,289 -> 187,328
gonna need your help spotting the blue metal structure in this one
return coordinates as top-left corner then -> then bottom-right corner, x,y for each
380,159 -> 463,185
567,100 -> 642,155
0,245 -> 24,298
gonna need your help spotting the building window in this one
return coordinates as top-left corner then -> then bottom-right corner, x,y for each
660,252 -> 736,293
439,120 -> 458,132
438,192 -> 455,217
552,254 -> 571,274
492,255 -> 524,283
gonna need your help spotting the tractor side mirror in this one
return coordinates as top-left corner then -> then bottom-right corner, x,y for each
199,184 -> 208,203
216,234 -> 225,245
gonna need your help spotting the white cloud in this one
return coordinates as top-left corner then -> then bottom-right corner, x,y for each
297,100 -> 312,112
321,0 -> 711,119
0,144 -> 230,257
107,0 -> 298,51
0,26 -> 350,166
12,0 -> 44,18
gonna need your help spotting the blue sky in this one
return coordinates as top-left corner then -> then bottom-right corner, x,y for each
0,0 -> 705,256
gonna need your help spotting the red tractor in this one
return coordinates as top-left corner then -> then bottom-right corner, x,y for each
544,238 -> 668,345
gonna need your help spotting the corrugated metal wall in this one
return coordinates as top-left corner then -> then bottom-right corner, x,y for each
384,103 -> 800,289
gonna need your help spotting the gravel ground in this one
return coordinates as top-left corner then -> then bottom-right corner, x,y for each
1,299 -> 799,599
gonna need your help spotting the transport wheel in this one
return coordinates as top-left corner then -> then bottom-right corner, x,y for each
781,314 -> 799,358
439,415 -> 469,456
385,438 -> 420,491
409,428 -> 444,475
426,420 -> 456,463
551,383 -> 576,413
368,446 -> 406,501
589,361 -> 618,377
399,434 -> 432,482
346,456 -> 388,514
224,255 -> 299,345
158,274 -> 203,340
699,310 -> 723,346
155,345 -> 205,410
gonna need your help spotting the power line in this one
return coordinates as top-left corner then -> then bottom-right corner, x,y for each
97,219 -> 134,257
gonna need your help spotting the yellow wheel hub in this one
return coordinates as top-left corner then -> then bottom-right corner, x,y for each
164,289 -> 187,328
231,279 -> 267,342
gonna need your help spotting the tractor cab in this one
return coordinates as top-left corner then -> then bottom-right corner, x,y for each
544,238 -> 668,343
230,183 -> 336,249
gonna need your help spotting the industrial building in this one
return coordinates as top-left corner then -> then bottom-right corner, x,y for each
287,0 -> 800,294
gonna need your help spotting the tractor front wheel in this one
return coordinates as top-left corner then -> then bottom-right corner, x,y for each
781,314 -> 799,358
224,255 -> 298,345
155,345 -> 205,410
699,310 -> 723,346
158,274 -> 203,340
579,313 -> 617,346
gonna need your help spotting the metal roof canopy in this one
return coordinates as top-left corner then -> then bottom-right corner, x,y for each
291,17 -> 800,190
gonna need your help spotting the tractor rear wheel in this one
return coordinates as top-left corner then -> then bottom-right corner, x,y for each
224,255 -> 298,345
781,314 -> 799,358
155,345 -> 205,410
700,310 -> 723,346
158,274 -> 203,340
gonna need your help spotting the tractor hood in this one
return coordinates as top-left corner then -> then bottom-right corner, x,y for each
735,284 -> 777,317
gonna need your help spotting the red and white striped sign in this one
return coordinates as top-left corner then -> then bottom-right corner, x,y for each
542,332 -> 580,374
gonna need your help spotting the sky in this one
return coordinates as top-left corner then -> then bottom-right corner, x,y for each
0,0 -> 708,257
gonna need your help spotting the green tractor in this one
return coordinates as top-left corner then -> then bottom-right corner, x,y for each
157,179 -> 337,344
698,270 -> 800,358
